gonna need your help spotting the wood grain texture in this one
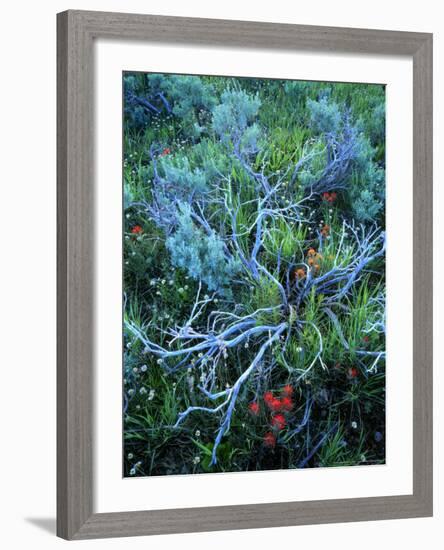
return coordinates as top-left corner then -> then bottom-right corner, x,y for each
56,10 -> 433,540
57,10 -> 94,540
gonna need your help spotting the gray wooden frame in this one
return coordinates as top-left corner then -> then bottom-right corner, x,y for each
57,9 -> 433,540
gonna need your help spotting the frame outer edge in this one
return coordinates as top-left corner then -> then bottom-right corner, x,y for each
57,9 -> 433,539
56,9 -> 69,540
57,10 -> 95,539
412,34 -> 433,515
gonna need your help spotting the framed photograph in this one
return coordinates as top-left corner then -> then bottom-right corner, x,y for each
57,10 -> 433,540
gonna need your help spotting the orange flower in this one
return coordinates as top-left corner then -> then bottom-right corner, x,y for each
295,268 -> 306,280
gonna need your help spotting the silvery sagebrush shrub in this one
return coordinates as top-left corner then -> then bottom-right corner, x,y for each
124,73 -> 217,137
159,75 -> 217,138
212,89 -> 261,146
160,156 -> 209,197
307,96 -> 341,135
166,203 -> 241,295
301,96 -> 385,222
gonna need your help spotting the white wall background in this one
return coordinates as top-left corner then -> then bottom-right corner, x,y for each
0,0 -> 441,547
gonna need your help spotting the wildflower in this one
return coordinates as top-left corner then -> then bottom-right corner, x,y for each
271,414 -> 286,431
322,191 -> 337,203
321,224 -> 330,237
131,225 -> 143,235
263,432 -> 277,448
157,358 -> 163,365
282,384 -> 294,397
148,389 -> 155,400
195,430 -> 201,437
248,401 -> 260,415
362,335 -> 370,343
351,421 -> 358,429
127,453 -> 134,459
294,268 -> 306,280
139,387 -> 147,395
281,396 -> 294,411
193,456 -> 201,464
348,367 -> 358,378
263,391 -> 274,405
160,147 -> 171,156
307,248 -> 317,256
270,398 -> 283,412
129,468 -> 136,476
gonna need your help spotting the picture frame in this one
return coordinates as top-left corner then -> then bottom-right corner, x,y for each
57,9 -> 433,540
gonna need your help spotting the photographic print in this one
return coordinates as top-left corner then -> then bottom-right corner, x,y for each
122,73 -> 386,477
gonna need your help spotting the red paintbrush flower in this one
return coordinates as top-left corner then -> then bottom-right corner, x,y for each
282,384 -> 294,397
281,396 -> 294,411
348,367 -> 358,378
131,225 -> 143,235
160,147 -> 171,156
271,414 -> 286,431
270,398 -> 283,412
263,391 -> 274,404
248,401 -> 260,416
263,432 -> 277,448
